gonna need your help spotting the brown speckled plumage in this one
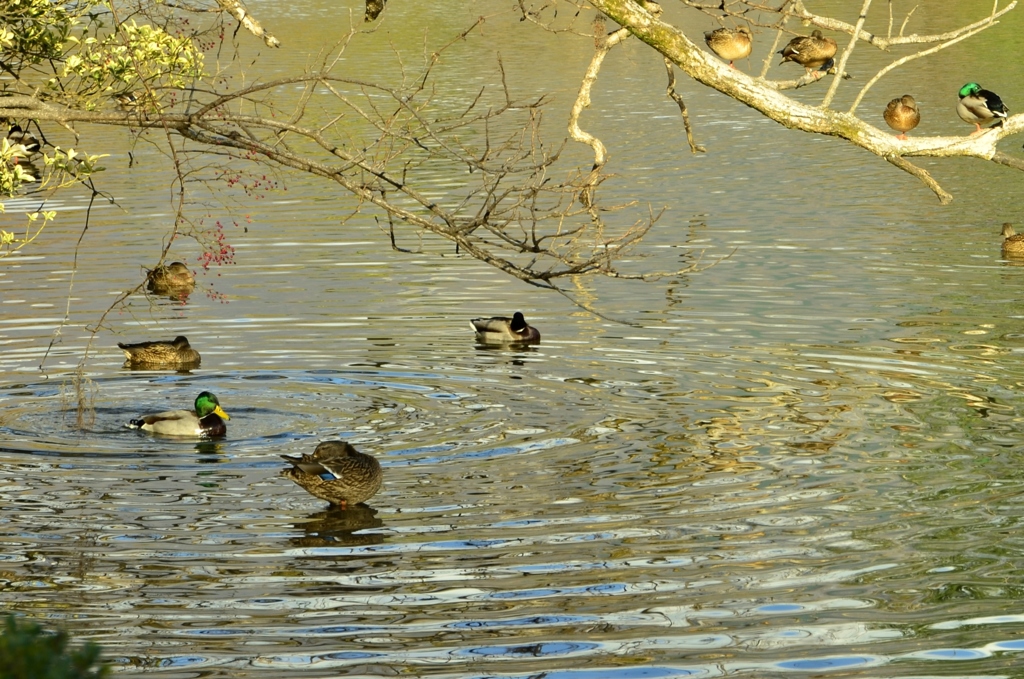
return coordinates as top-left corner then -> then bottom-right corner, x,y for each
704,26 -> 752,67
146,262 -> 195,296
883,95 -> 920,140
281,441 -> 383,508
778,30 -> 837,76
118,335 -> 200,368
1002,223 -> 1024,258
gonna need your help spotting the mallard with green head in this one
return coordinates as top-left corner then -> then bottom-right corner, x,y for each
281,441 -> 383,509
1002,223 -> 1024,258
127,391 -> 230,437
146,262 -> 195,296
778,30 -> 837,78
704,26 -> 752,68
470,312 -> 541,344
957,83 -> 1007,134
118,335 -> 201,368
883,95 -> 920,140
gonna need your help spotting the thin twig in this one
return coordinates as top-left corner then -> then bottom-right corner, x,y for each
664,58 -> 706,154
848,23 -> 992,114
821,0 -> 872,109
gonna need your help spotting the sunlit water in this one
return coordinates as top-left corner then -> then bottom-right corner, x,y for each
4,2 -> 1024,677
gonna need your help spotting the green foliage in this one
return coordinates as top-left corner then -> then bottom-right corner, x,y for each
0,143 -> 104,257
0,0 -> 156,253
0,614 -> 110,679
2,0 -> 206,107
0,137 -> 36,194
0,0 -> 82,73
61,20 -> 206,106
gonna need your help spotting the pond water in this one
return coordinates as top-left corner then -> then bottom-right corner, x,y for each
4,1 -> 1024,677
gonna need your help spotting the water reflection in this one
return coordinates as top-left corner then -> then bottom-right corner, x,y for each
194,441 -> 225,458
289,506 -> 385,548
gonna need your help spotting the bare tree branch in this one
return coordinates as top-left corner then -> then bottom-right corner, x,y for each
780,0 -> 1014,49
664,58 -> 705,154
820,0 -> 871,108
213,0 -> 281,47
568,17 -> 631,206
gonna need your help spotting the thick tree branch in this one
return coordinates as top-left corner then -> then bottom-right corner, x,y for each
585,0 -> 1023,202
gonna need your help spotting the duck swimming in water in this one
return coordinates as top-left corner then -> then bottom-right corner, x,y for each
281,441 -> 383,509
1001,223 -> 1024,258
126,391 -> 229,437
146,261 -> 195,296
117,335 -> 201,369
470,312 -> 541,344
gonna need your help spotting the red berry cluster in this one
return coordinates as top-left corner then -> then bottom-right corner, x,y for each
217,169 -> 279,199
196,219 -> 236,271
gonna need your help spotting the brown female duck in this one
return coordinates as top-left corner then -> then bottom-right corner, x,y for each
883,95 -> 920,140
281,441 -> 383,509
1002,223 -> 1024,258
146,261 -> 195,296
704,26 -> 752,68
778,30 -> 837,77
118,335 -> 201,368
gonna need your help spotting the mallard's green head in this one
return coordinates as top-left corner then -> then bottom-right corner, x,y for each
959,83 -> 981,98
195,391 -> 230,420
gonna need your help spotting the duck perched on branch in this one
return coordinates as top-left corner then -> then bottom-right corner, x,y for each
957,83 -> 1007,134
704,26 -> 752,68
883,95 -> 920,140
778,30 -> 837,78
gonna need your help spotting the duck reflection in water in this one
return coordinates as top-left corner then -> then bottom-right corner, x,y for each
290,505 -> 385,548
194,440 -> 225,460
